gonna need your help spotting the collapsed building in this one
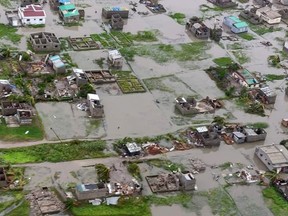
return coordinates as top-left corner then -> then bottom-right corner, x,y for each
186,17 -> 210,39
111,14 -> 124,30
87,93 -> 104,118
195,126 -> 221,147
146,172 -> 196,193
30,32 -> 61,52
73,68 -> 88,86
251,86 -> 277,104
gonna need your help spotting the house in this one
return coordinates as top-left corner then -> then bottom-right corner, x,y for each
102,7 -> 129,19
50,0 -> 71,10
16,109 -> 32,125
59,4 -> 80,23
175,97 -> 217,115
232,131 -> 246,144
75,183 -> 108,200
0,167 -> 8,188
256,6 -> 281,24
108,50 -> 123,68
239,10 -> 263,25
111,14 -> 124,30
18,4 -> 46,25
223,16 -> 248,33
178,172 -> 196,190
5,10 -> 22,26
257,86 -> 277,104
125,142 -> 141,156
196,126 -> 221,147
208,0 -> 237,8
244,128 -> 267,142
186,18 -> 210,39
73,68 -> 88,86
232,69 -> 260,88
48,55 -> 66,73
87,94 -> 104,118
282,118 -> 288,127
255,144 -> 288,172
30,32 -> 61,52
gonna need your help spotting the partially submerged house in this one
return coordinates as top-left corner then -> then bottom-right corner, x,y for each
186,17 -> 210,39
111,14 -> 124,30
75,183 -> 108,200
232,69 -> 260,88
16,109 -> 33,125
195,126 -> 221,147
239,10 -> 263,25
256,6 -> 281,24
244,128 -> 267,142
125,142 -> 141,156
50,0 -> 71,10
59,4 -> 79,23
232,131 -> 246,144
208,0 -> 237,8
48,55 -> 66,74
87,93 -> 104,118
223,16 -> 248,33
30,32 -> 61,52
255,144 -> 288,172
108,50 -> 123,68
102,6 -> 129,19
258,86 -> 277,104
73,68 -> 88,86
175,97 -> 217,115
18,4 -> 46,25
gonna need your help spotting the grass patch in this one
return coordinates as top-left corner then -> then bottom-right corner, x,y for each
27,24 -> 45,28
213,57 -> 234,67
200,4 -> 224,12
143,75 -> 175,93
6,200 -> 30,216
247,122 -> 269,129
0,0 -> 11,8
250,25 -> 282,36
0,191 -> 24,213
120,42 -> 211,62
238,33 -> 255,41
262,187 -> 288,216
0,24 -> 22,43
127,163 -> 142,180
71,194 -> 191,216
227,43 -> 243,50
0,117 -> 44,142
0,140 -> 110,164
146,159 -> 185,172
198,187 -> 239,216
169,13 -> 186,25
265,74 -> 286,81
232,50 -> 250,64
112,70 -> 146,93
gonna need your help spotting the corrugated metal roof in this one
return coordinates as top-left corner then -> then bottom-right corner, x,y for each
233,21 -> 248,28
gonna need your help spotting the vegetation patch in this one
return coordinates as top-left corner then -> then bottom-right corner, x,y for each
127,162 -> 142,180
112,70 -> 146,93
95,164 -> 110,182
143,75 -> 175,93
0,191 -> 24,213
262,187 -> 288,216
169,13 -> 186,25
6,200 -> 30,216
91,33 -> 117,49
0,140 -> 110,164
0,116 -> 44,142
265,74 -> 286,81
238,33 -> 255,41
0,24 -> 22,43
120,42 -> 211,62
250,25 -> 282,36
213,57 -> 234,67
232,50 -> 250,64
200,4 -> 224,12
146,159 -> 185,172
247,122 -> 269,129
198,187 -> 239,216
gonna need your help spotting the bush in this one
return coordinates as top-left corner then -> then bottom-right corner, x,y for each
95,164 -> 110,182
127,163 -> 142,180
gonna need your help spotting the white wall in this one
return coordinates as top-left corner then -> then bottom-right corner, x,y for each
21,17 -> 45,25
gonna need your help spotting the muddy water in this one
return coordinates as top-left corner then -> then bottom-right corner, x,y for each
151,204 -> 213,216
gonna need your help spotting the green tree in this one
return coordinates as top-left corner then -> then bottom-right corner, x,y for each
95,163 -> 110,182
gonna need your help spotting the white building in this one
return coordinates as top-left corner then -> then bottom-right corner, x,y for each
255,144 -> 288,173
108,50 -> 123,68
256,6 -> 281,24
18,4 -> 46,25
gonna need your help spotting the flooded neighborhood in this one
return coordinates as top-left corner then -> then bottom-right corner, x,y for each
1,0 -> 288,215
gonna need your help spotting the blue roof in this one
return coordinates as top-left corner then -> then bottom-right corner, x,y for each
49,55 -> 60,61
59,0 -> 70,3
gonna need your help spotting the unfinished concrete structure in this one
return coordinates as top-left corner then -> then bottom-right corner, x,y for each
111,14 -> 124,30
239,10 -> 263,25
108,50 -> 123,68
102,6 -> 129,19
1,101 -> 30,116
186,17 -> 210,39
87,94 -> 104,118
16,109 -> 33,125
244,128 -> 267,142
175,97 -> 215,115
195,126 -> 221,147
73,68 -> 88,86
75,183 -> 108,200
84,70 -> 116,84
255,144 -> 288,172
5,10 -> 22,26
0,167 -> 8,188
26,187 -> 65,215
67,37 -> 101,50
30,32 -> 61,52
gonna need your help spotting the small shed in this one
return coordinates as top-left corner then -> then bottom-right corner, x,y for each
108,50 -> 123,68
282,118 -> 288,127
232,131 -> 246,144
48,55 -> 66,73
125,142 -> 141,156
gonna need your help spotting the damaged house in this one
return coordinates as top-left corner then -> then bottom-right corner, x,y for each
195,126 -> 221,147
30,32 -> 61,52
257,86 -> 277,104
186,17 -> 210,39
48,55 -> 66,74
232,68 -> 260,89
76,183 -> 108,200
16,109 -> 33,125
223,16 -> 248,34
256,6 -> 281,24
87,93 -> 104,118
111,14 -> 124,30
59,4 -> 80,23
108,50 -> 123,68
73,68 -> 88,86
1,102 -> 33,125
255,144 -> 288,173
175,97 -> 216,115
239,9 -> 263,25
50,0 -> 71,10
102,6 -> 129,19
0,80 -> 13,98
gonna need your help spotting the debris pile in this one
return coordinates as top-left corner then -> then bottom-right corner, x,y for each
189,158 -> 206,173
143,142 -> 169,155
